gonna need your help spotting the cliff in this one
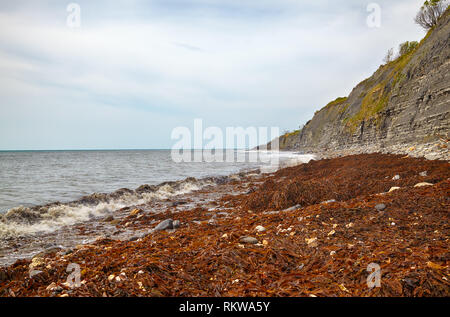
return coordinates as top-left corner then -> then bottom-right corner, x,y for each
270,8 -> 450,160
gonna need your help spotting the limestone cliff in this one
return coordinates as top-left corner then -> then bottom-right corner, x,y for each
270,9 -> 450,159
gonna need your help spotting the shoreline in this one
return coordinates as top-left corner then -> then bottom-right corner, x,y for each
0,153 -> 449,297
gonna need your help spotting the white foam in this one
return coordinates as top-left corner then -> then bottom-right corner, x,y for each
0,180 -> 205,239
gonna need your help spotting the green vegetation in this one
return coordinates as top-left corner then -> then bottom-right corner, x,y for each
279,129 -> 300,147
399,41 -> 419,56
345,39 -> 421,133
415,0 -> 449,30
325,97 -> 348,108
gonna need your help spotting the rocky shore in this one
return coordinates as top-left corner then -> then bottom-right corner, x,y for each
0,153 -> 449,297
309,139 -> 449,161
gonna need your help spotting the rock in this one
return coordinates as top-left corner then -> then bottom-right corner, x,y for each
130,209 -> 142,216
29,256 -> 45,270
154,219 -> 174,231
306,237 -> 318,248
255,225 -> 266,232
239,236 -> 259,244
375,203 -> 386,211
388,187 -> 401,193
172,201 -> 188,207
283,204 -> 302,211
414,182 -> 433,188
173,220 -> 181,229
392,175 -> 400,180
322,199 -> 336,204
35,246 -> 62,258
103,215 -> 114,222
29,270 -> 43,279
207,218 -> 217,225
419,171 -> 428,177
110,219 -> 121,225
46,282 -> 59,291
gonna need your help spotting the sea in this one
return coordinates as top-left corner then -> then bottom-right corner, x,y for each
0,150 -> 315,240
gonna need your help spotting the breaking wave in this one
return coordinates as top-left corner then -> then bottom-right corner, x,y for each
0,176 -> 224,239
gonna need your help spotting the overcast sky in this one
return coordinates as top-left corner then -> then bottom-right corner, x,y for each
0,0 -> 426,150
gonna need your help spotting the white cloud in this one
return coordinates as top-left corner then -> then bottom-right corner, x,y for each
0,0 -> 426,149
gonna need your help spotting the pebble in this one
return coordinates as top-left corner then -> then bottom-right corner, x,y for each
29,270 -> 43,279
414,182 -> 433,187
29,256 -> 45,270
419,171 -> 427,177
306,237 -> 318,247
392,175 -> 400,180
283,204 -> 302,211
388,187 -> 400,193
239,236 -> 259,244
130,209 -> 142,216
375,203 -> 386,211
255,225 -> 266,232
154,219 -> 174,231
103,215 -> 114,222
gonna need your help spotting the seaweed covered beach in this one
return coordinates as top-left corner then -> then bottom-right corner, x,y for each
0,153 -> 449,297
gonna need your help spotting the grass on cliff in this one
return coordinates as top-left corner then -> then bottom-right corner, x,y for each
344,26 -> 435,133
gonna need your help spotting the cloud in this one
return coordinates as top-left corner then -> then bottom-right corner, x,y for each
0,0 -> 425,149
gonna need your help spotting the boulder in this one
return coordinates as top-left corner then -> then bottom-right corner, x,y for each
154,219 -> 174,231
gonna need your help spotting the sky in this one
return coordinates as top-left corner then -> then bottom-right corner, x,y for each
0,0 -> 427,150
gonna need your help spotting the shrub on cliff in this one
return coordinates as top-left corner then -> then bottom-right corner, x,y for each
415,0 -> 449,30
398,41 -> 419,57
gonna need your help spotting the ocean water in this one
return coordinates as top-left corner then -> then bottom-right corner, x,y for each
0,150 -> 314,239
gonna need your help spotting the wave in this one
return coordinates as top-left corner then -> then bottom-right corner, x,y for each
0,176 -> 227,239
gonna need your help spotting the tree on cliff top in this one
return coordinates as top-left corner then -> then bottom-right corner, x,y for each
415,0 -> 449,30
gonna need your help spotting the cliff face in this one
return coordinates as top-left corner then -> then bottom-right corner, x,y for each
275,9 -> 450,158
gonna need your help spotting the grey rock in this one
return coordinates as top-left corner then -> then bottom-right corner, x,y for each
283,204 -> 302,211
35,246 -> 62,258
103,215 -> 114,222
29,270 -> 44,279
375,203 -> 386,211
154,219 -> 174,231
173,220 -> 181,229
239,236 -> 259,244
419,171 -> 428,177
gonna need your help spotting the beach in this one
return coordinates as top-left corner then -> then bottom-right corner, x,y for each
0,153 -> 449,297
